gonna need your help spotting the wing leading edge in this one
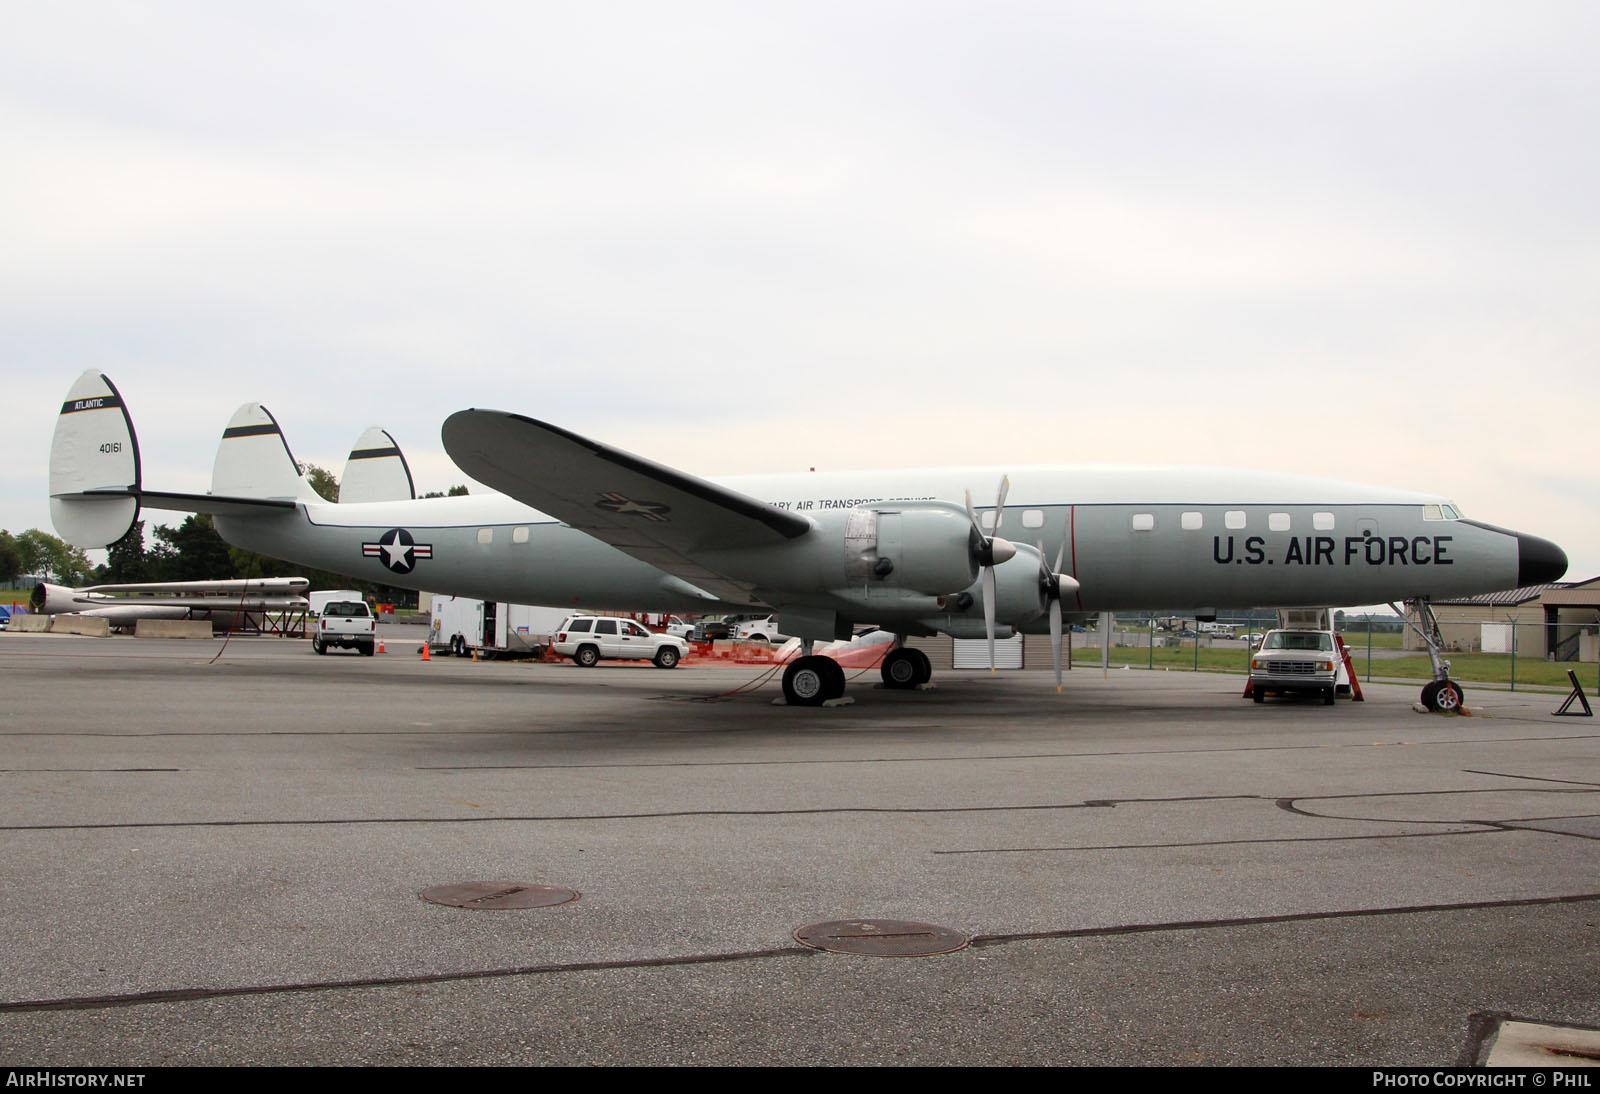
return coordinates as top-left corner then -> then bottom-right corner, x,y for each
442,410 -> 814,605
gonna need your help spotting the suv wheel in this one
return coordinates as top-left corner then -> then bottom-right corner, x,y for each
653,646 -> 680,669
574,644 -> 600,667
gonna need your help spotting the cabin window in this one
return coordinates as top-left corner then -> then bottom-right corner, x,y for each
477,527 -> 493,545
1181,511 -> 1203,531
1269,513 -> 1291,532
1021,509 -> 1044,529
1225,511 -> 1247,530
981,511 -> 997,530
1313,512 -> 1335,531
1131,513 -> 1155,532
513,526 -> 529,544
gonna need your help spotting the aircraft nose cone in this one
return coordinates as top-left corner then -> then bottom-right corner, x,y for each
1518,532 -> 1568,586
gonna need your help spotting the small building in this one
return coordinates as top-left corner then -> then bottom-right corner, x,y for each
1404,577 -> 1600,662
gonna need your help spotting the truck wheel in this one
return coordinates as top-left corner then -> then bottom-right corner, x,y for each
1323,687 -> 1335,706
1252,687 -> 1264,703
574,645 -> 599,667
361,642 -> 375,657
653,646 -> 680,669
313,637 -> 325,655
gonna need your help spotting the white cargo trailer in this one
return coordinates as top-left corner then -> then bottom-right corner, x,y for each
429,596 -> 570,658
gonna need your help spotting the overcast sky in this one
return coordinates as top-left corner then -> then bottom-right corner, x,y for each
5,2 -> 1597,585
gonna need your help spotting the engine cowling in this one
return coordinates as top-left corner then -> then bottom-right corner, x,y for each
700,502 -> 980,598
957,544 -> 1048,627
851,504 -> 981,595
29,583 -> 102,614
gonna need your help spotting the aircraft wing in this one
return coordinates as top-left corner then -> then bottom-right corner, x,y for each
442,410 -> 813,604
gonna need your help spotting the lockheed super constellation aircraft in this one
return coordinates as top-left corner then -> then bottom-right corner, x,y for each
49,371 -> 1567,708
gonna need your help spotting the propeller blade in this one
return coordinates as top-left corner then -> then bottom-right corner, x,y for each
1050,598 -> 1063,692
983,565 -> 996,672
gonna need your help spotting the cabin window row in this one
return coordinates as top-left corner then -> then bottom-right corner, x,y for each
1131,511 -> 1339,532
979,510 -> 1047,530
472,527 -> 533,544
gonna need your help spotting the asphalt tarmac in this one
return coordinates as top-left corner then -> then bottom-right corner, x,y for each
2,630 -> 1597,1066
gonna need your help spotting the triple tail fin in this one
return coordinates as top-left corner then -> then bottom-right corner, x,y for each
339,428 -> 416,503
210,403 -> 322,504
49,371 -> 142,548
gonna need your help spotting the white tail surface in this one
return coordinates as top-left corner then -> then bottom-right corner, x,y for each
210,403 -> 320,502
339,428 -> 415,503
49,371 -> 141,548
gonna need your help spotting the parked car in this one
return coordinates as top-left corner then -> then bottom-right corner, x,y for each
663,616 -> 696,640
553,615 -> 689,668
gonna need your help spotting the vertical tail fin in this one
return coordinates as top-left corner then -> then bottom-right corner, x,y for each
49,371 -> 141,548
211,403 -> 321,503
339,428 -> 416,503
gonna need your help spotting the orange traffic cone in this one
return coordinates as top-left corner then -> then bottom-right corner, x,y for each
378,638 -> 386,654
421,642 -> 431,661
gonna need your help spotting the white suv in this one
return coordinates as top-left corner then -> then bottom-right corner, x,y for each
553,616 -> 689,669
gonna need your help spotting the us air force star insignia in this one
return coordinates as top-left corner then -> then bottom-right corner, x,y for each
361,528 -> 434,574
595,492 -> 671,522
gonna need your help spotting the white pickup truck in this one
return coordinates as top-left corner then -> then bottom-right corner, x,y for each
312,599 -> 377,656
1249,629 -> 1339,705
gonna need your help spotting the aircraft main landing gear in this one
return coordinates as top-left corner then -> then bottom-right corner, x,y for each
783,654 -> 846,706
880,644 -> 932,690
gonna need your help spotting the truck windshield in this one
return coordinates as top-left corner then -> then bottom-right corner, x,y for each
1263,632 -> 1333,652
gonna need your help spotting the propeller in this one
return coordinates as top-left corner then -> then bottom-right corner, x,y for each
1037,537 -> 1081,692
964,476 -> 1017,672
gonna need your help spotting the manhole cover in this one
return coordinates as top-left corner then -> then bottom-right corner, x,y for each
420,882 -> 579,910
794,919 -> 969,957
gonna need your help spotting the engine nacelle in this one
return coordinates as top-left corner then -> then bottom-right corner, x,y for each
29,583 -> 104,614
854,504 -> 981,595
701,502 -> 979,598
975,545 -> 1049,626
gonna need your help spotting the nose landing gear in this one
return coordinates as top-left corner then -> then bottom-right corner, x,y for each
1397,598 -> 1467,713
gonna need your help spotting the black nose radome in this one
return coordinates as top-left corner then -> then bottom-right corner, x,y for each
1518,532 -> 1568,587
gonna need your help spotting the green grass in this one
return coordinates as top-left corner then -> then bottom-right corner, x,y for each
1087,632 -> 1590,691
